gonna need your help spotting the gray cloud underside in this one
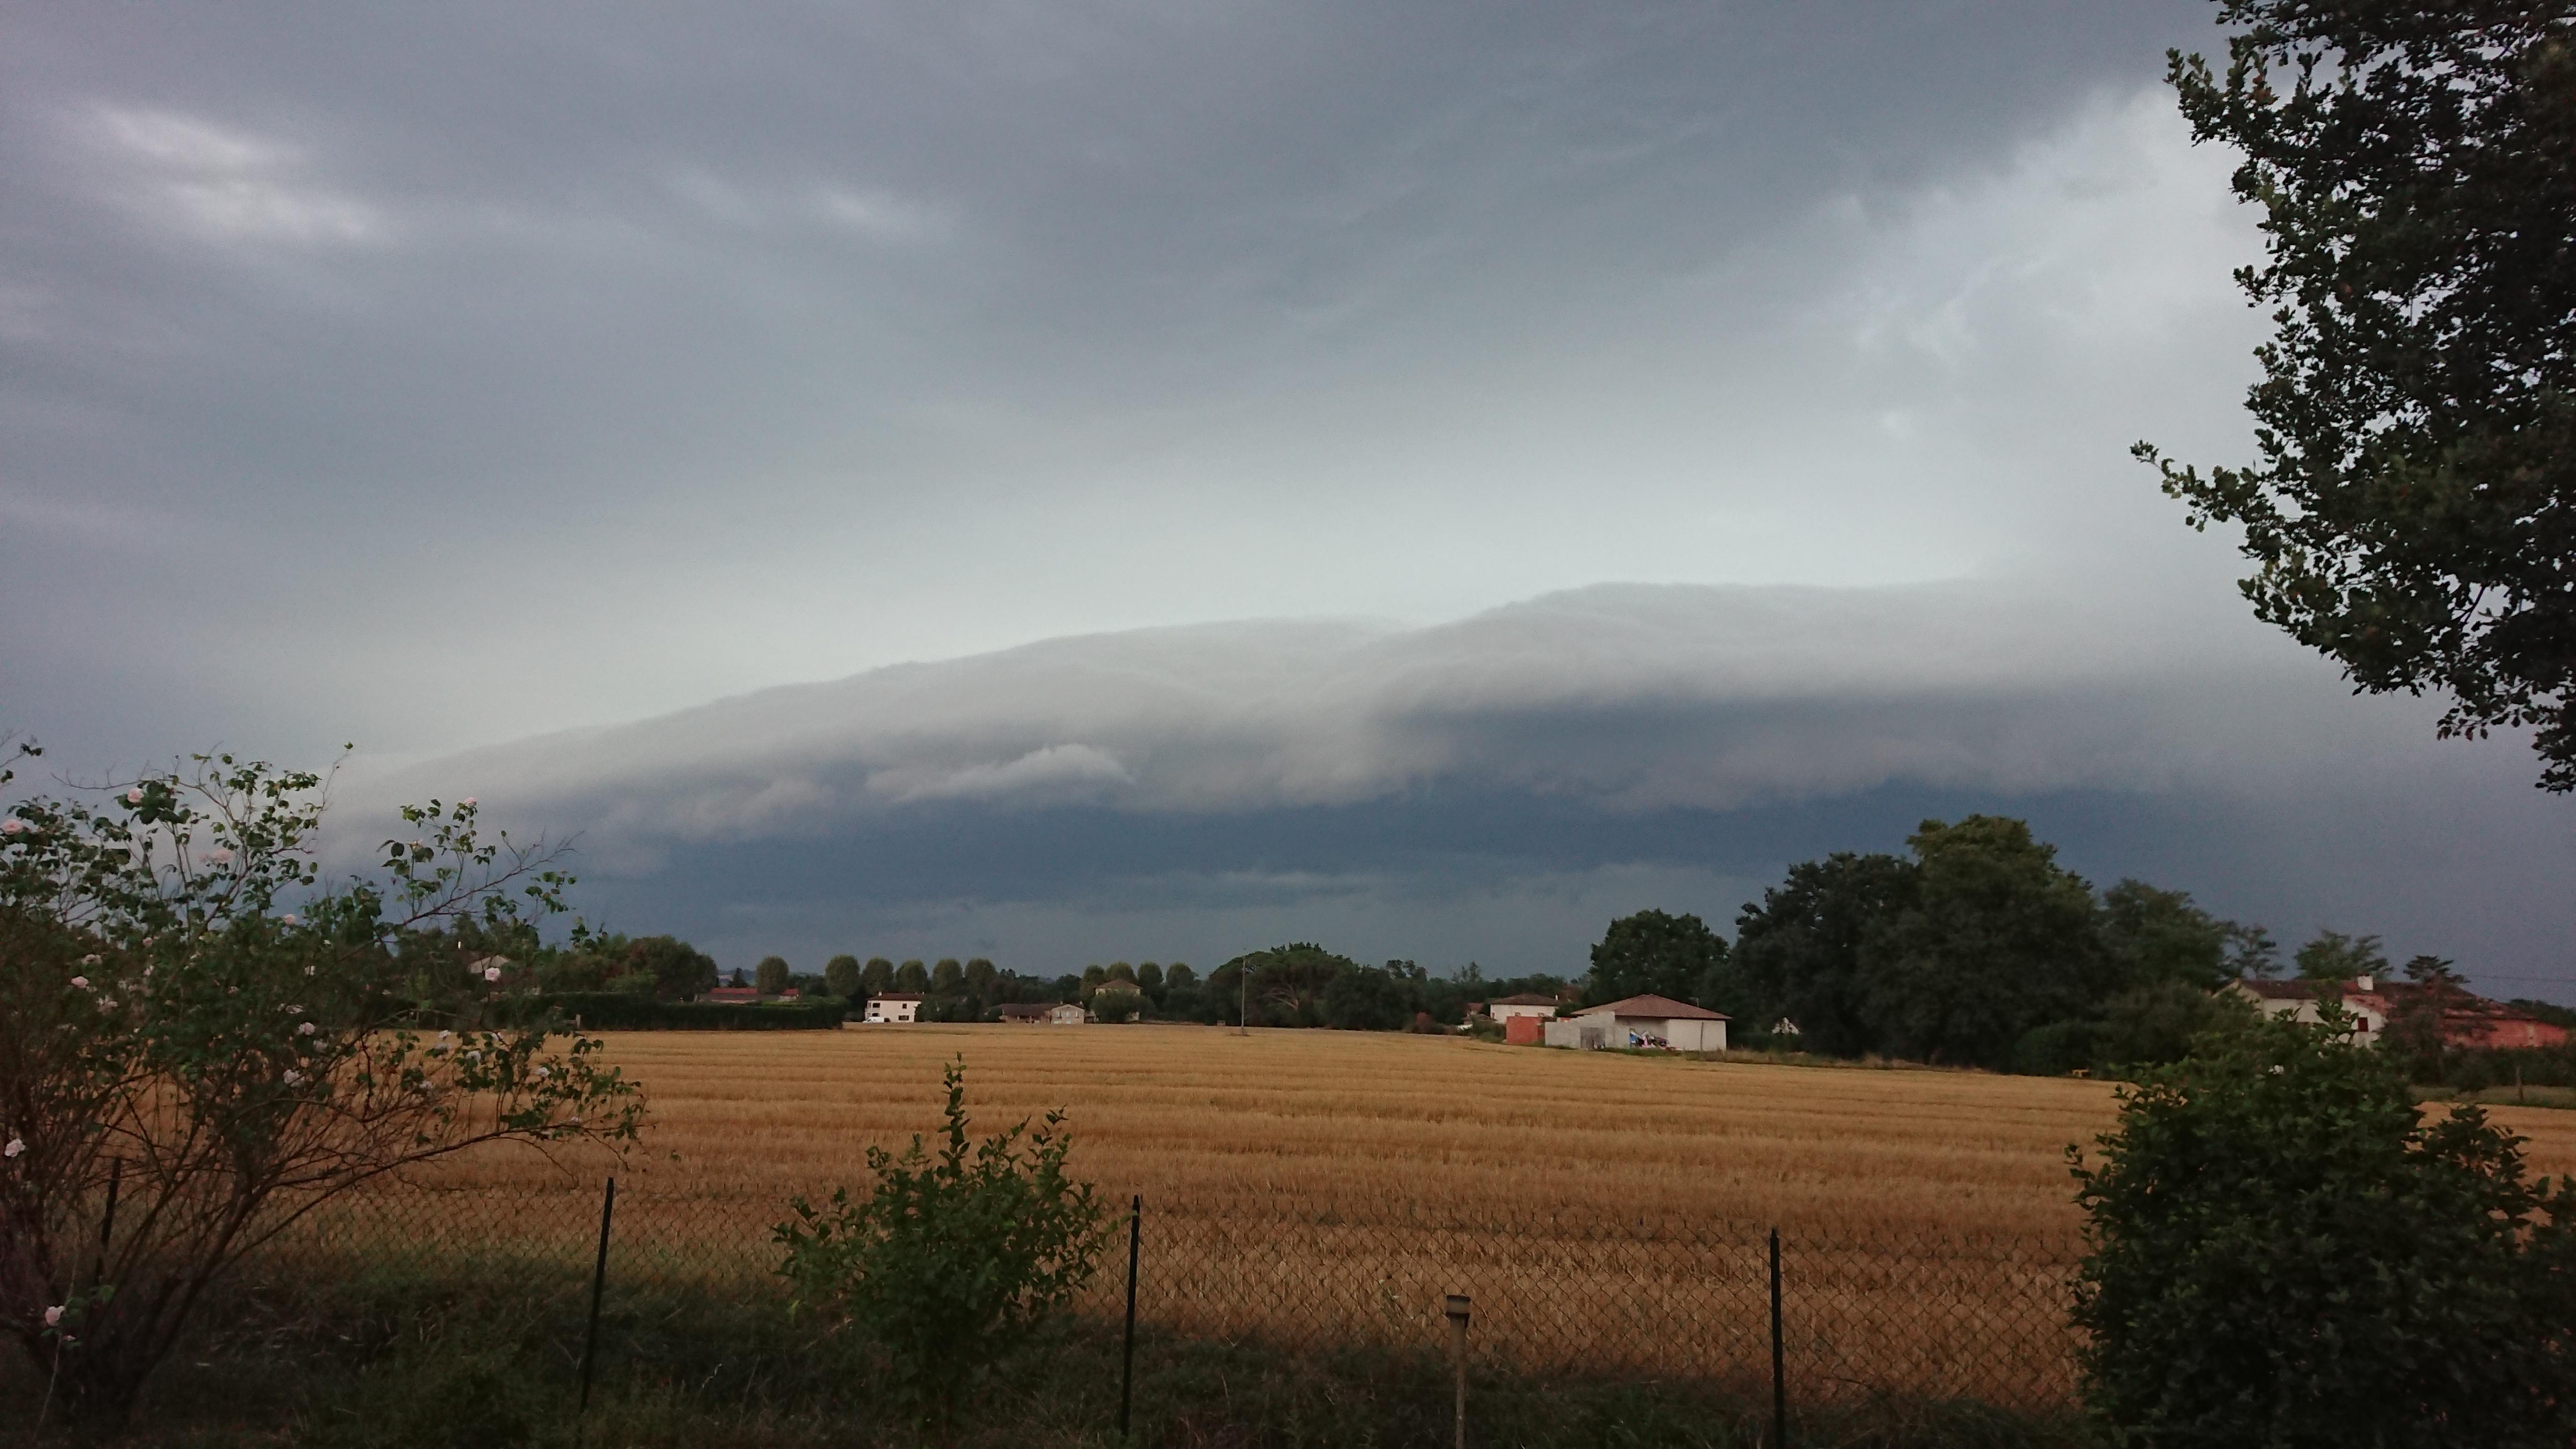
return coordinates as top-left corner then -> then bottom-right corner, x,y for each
350,580 -> 2576,994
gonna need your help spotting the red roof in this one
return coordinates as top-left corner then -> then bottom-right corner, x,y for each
1489,993 -> 1561,1007
1581,993 -> 1729,1022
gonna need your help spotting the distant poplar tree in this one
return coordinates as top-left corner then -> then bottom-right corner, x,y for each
755,956 -> 792,996
825,954 -> 862,1000
895,959 -> 929,994
862,958 -> 895,997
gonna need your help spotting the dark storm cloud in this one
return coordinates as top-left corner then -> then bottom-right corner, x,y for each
6,5 -> 2567,996
344,581 -> 2576,997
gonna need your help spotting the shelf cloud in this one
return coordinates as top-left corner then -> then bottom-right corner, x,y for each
345,579 -> 2575,989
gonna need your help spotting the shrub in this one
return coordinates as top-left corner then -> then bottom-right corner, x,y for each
773,1059 -> 1107,1427
0,746 -> 642,1425
2069,1009 -> 2576,1446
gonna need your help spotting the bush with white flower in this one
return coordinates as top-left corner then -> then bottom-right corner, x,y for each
0,742 -> 644,1425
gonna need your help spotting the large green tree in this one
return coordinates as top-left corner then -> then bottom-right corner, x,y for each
2137,1 -> 2576,790
823,954 -> 862,1001
1860,817 -> 2109,1068
1584,910 -> 1728,1007
1732,852 -> 1918,1057
2098,880 -> 2268,991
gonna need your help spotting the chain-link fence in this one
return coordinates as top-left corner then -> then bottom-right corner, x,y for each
272,1177 -> 2086,1414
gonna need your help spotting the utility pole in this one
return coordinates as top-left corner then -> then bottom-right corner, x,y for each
1237,965 -> 1248,1037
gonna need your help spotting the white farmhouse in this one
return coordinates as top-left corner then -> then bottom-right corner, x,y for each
863,994 -> 923,1024
1543,994 -> 1729,1053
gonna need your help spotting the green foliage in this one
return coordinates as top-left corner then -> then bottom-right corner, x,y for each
1211,943 -> 1365,1026
823,954 -> 861,1000
1134,960 -> 1164,1002
1088,982 -> 1144,1023
1585,909 -> 1728,1006
0,745 -> 642,1422
2291,926 -> 2385,982
754,955 -> 792,996
774,1059 -> 1106,1424
2137,1 -> 2576,790
2014,983 -> 2255,1080
2070,1010 -> 2576,1446
1861,817 -> 2110,1069
860,957 -> 894,997
1732,851 -> 1916,1056
1318,962 -> 1419,1030
625,935 -> 721,1001
893,959 -> 928,994
2098,881 -> 2239,992
521,994 -> 847,1031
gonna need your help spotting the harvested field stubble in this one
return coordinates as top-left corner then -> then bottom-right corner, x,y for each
297,1025 -> 2576,1411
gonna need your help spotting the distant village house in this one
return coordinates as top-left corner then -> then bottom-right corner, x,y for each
2227,976 -> 2567,1050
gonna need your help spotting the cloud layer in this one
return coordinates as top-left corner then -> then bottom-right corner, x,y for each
348,579 -> 2576,997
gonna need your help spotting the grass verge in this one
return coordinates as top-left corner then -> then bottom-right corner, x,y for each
2,1259 -> 2093,1448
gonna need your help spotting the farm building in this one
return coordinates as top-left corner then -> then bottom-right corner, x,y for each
1543,994 -> 1728,1052
704,985 -> 761,1003
863,994 -> 923,1024
1467,993 -> 1562,1028
2225,976 -> 2568,1050
997,1003 -> 1087,1025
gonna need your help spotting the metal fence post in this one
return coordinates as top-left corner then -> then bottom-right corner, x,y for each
1445,1294 -> 1471,1449
89,1157 -> 122,1288
578,1177 -> 616,1420
1120,1194 -> 1141,1440
1769,1227 -> 1786,1449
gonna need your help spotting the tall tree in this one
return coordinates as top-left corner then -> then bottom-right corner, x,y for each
1585,910 -> 1728,1006
824,954 -> 862,1001
2099,880 -> 2256,992
1861,817 -> 2108,1068
624,935 -> 720,1001
1732,852 -> 1917,1057
755,955 -> 792,996
2294,928 -> 2388,982
894,959 -> 929,994
861,957 -> 895,998
2137,2 -> 2576,790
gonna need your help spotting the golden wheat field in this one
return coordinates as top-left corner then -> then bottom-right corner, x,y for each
304,1025 -> 2576,1406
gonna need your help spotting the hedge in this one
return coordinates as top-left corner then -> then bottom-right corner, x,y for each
520,993 -> 850,1031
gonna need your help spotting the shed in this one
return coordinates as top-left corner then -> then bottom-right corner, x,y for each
1543,994 -> 1729,1053
998,1003 -> 1087,1025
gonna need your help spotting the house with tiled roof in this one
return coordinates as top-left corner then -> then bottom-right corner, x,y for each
2225,976 -> 2567,1050
1542,993 -> 1729,1053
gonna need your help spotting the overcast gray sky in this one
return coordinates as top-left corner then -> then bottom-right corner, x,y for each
6,2 -> 2570,995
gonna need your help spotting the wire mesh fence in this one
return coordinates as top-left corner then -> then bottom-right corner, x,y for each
268,1176 -> 2087,1413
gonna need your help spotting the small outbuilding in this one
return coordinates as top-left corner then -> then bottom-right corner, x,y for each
1471,993 -> 1562,1028
1543,994 -> 1729,1053
997,1003 -> 1087,1025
